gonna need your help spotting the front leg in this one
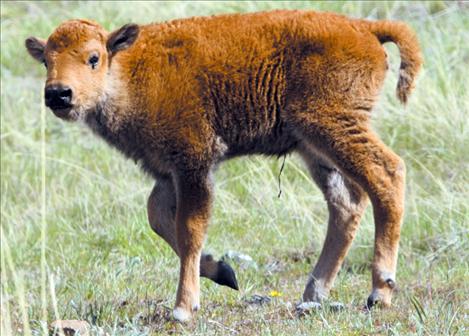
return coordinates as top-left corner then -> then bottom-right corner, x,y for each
147,179 -> 238,290
173,169 -> 212,322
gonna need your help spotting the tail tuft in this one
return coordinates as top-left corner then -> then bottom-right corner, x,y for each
397,63 -> 414,104
365,20 -> 423,104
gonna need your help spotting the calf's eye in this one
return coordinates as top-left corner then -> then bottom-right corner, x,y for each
88,55 -> 99,69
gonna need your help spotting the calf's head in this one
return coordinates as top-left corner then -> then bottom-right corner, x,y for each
25,19 -> 139,121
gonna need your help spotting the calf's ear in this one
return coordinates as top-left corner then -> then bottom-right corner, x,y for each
107,24 -> 139,55
25,37 -> 46,63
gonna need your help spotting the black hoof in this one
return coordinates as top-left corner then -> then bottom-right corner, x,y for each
212,260 -> 239,290
366,295 -> 378,310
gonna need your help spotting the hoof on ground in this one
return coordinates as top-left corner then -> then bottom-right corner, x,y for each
302,278 -> 328,303
366,278 -> 395,309
366,291 -> 392,310
296,301 -> 322,316
173,307 -> 192,322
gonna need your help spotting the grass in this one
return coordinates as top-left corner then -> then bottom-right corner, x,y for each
1,1 -> 468,335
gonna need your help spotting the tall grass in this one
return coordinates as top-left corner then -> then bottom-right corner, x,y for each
1,1 -> 468,335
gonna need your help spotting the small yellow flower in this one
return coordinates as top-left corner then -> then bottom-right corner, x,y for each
269,290 -> 283,297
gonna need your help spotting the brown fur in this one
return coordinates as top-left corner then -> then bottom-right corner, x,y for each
25,10 -> 422,320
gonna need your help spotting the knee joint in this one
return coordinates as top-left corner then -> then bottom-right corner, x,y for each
325,170 -> 366,216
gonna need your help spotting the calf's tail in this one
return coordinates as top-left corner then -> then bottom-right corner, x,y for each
364,20 -> 423,104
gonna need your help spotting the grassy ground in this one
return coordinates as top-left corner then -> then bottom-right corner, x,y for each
1,1 -> 468,335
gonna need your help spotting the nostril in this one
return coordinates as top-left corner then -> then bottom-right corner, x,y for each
58,87 -> 72,105
59,88 -> 72,99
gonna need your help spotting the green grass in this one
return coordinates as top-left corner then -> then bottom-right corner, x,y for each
1,1 -> 468,335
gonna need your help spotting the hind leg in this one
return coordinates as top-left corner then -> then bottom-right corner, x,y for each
299,146 -> 368,302
290,106 -> 405,308
147,177 -> 238,290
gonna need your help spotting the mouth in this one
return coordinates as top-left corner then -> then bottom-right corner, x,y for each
49,106 -> 74,120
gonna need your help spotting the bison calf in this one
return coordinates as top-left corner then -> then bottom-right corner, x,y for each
25,10 -> 422,321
